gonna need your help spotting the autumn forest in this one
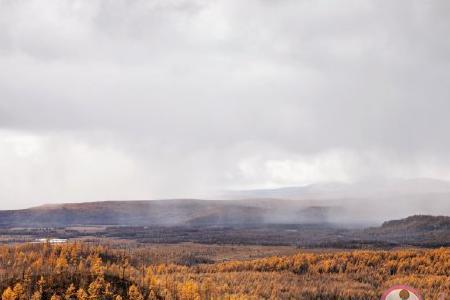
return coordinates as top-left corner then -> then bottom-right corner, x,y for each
0,242 -> 448,300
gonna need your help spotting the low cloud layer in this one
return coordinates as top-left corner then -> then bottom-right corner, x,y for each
1,0 -> 450,208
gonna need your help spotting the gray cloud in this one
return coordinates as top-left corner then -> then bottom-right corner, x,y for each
1,0 -> 450,208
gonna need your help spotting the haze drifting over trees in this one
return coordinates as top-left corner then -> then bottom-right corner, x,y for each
1,0 -> 450,208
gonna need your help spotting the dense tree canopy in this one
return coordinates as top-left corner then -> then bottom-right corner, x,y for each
0,243 -> 448,299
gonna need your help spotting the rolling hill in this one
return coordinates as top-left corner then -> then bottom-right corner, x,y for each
359,215 -> 450,247
0,199 -> 341,227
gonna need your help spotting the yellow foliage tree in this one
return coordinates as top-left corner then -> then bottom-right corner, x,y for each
128,285 -> 144,300
90,254 -> 104,276
56,253 -> 69,273
179,281 -> 201,300
65,283 -> 77,300
1,287 -> 17,300
12,283 -> 25,300
76,288 -> 88,300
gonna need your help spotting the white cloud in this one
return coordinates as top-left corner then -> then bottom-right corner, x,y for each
1,0 -> 450,207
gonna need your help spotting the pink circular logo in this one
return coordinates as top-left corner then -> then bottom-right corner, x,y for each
381,285 -> 422,300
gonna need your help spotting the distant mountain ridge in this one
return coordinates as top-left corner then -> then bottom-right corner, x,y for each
1,178 -> 449,227
224,178 -> 450,222
226,178 -> 450,199
0,199 -> 341,227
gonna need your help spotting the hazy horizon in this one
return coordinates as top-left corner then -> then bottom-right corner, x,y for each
2,0 -> 450,210
4,177 -> 450,216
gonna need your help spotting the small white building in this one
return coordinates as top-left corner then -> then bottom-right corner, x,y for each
49,238 -> 68,244
32,238 -> 68,244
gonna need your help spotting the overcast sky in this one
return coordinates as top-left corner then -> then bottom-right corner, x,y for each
1,0 -> 450,208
